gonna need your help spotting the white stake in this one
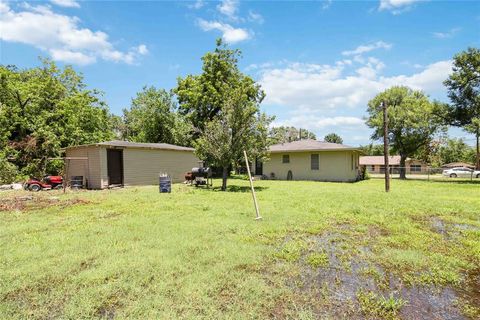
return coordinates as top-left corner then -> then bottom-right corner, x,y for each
243,150 -> 262,220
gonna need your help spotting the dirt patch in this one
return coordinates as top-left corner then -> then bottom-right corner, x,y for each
0,195 -> 91,212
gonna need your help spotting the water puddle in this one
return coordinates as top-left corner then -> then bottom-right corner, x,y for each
275,230 -> 475,319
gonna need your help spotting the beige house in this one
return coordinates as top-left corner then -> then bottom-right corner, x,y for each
65,140 -> 198,189
360,156 -> 427,174
256,140 -> 361,182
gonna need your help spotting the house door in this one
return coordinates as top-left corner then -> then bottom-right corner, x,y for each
255,159 -> 263,175
107,149 -> 123,185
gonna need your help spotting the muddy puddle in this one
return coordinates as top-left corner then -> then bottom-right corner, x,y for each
275,230 -> 477,319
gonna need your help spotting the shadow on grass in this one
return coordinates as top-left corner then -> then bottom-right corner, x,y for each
371,176 -> 480,185
210,185 -> 269,193
427,179 -> 480,185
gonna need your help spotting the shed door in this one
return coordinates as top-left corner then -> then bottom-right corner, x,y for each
107,149 -> 123,185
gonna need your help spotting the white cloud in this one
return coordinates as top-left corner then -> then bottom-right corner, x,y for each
136,44 -> 149,55
258,58 -> 452,114
0,3 -> 147,65
217,0 -> 239,20
432,27 -> 461,39
50,0 -> 80,8
187,0 -> 205,10
378,0 -> 421,14
258,57 -> 452,144
274,116 -> 364,130
248,10 -> 264,24
322,0 -> 332,10
197,19 -> 250,43
342,41 -> 392,56
50,49 -> 95,65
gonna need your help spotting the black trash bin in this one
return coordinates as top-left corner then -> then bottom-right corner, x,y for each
159,174 -> 171,193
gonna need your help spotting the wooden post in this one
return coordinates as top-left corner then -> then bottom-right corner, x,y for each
63,158 -> 69,194
243,150 -> 262,220
382,101 -> 390,192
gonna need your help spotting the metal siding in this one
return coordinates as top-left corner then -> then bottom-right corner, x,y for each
65,146 -> 104,189
263,151 -> 357,181
123,148 -> 199,185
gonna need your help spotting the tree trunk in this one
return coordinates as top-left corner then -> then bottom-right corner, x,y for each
221,166 -> 228,191
476,129 -> 480,170
399,155 -> 407,180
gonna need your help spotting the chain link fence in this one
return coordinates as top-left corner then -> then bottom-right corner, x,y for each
366,166 -> 480,181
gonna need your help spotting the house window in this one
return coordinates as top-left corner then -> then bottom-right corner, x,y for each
282,155 -> 290,164
410,165 -> 422,172
311,154 -> 319,170
379,165 -> 386,173
367,165 -> 375,172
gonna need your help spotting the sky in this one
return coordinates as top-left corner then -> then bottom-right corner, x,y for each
1,0 -> 479,146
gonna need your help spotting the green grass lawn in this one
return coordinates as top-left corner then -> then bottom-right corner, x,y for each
1,178 -> 479,319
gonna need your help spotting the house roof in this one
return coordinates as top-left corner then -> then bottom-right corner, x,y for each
442,162 -> 475,168
65,140 -> 194,152
268,139 -> 359,153
360,156 -> 413,166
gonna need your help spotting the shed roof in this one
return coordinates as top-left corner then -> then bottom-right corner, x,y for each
269,139 -> 359,153
65,140 -> 194,152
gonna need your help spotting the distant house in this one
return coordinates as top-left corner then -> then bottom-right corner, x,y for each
65,140 -> 199,189
441,162 -> 475,170
360,156 -> 427,174
255,140 -> 361,182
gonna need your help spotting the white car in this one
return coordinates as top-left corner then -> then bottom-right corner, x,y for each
442,167 -> 480,178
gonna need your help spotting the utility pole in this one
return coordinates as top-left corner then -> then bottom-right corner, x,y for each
382,101 -> 390,192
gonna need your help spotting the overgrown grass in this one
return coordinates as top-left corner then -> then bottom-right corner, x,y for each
1,178 -> 479,319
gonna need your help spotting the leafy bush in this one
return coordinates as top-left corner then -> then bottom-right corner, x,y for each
359,165 -> 370,181
0,155 -> 20,184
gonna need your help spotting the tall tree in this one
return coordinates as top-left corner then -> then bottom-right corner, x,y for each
443,47 -> 480,169
324,133 -> 343,144
438,137 -> 476,166
366,86 -> 444,179
0,59 -> 115,176
194,87 -> 272,191
178,40 -> 272,190
122,86 -> 191,146
175,39 -> 265,138
268,126 -> 316,144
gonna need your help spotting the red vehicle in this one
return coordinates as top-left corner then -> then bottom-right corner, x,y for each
24,175 -> 63,192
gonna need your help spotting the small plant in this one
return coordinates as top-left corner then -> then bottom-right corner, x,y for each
357,290 -> 406,319
274,240 -> 307,262
306,252 -> 329,268
454,298 -> 480,319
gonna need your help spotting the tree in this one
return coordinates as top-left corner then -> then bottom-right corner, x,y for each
268,126 -> 316,144
324,133 -> 343,144
443,47 -> 480,169
179,40 -> 272,191
438,137 -> 476,165
175,39 -> 265,138
359,143 -> 386,156
194,87 -> 272,191
122,86 -> 191,146
0,59 -> 115,177
366,86 -> 444,179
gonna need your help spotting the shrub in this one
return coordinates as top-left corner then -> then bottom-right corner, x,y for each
0,155 -> 20,184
